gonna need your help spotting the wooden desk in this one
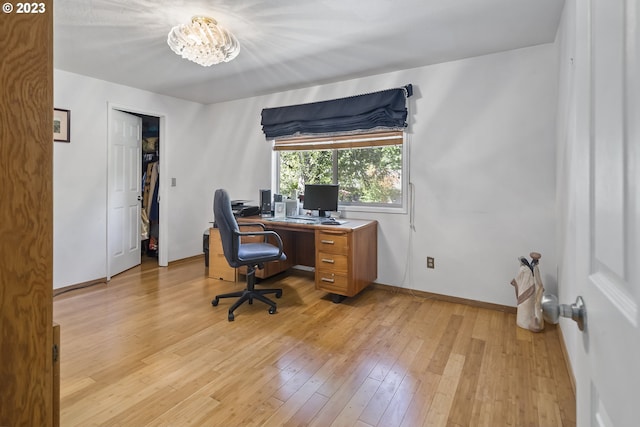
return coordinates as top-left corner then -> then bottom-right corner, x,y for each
209,217 -> 378,301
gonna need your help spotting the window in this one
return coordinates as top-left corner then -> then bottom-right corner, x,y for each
274,131 -> 407,213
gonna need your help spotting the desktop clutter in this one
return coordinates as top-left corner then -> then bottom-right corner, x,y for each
221,187 -> 344,224
256,186 -> 343,225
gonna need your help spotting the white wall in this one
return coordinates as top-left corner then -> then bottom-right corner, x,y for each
54,44 -> 558,306
201,43 -> 559,307
53,70 -> 207,288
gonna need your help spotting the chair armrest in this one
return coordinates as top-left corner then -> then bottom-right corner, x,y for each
236,223 -> 268,243
232,229 -> 284,255
237,222 -> 267,230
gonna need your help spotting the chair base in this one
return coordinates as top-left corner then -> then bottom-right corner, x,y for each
211,268 -> 282,321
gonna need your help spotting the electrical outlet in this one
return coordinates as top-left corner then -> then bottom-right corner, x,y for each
427,257 -> 435,269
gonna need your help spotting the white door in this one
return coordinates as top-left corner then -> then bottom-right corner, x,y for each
108,110 -> 142,277
574,0 -> 640,425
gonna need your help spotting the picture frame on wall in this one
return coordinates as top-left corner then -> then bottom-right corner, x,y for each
53,108 -> 70,142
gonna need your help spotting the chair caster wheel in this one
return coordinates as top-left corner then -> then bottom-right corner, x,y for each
269,306 -> 277,315
275,291 -> 282,298
212,298 -> 219,306
228,312 -> 235,321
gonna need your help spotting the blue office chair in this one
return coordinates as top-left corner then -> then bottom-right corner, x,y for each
212,189 -> 286,321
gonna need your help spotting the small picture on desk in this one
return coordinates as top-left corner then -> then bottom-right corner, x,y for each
285,200 -> 298,217
273,202 -> 286,218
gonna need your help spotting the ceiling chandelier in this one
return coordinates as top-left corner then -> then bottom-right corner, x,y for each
167,16 -> 240,66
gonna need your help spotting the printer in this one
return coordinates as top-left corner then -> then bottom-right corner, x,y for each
231,200 -> 260,217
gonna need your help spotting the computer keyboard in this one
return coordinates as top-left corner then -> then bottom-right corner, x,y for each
286,215 -> 316,221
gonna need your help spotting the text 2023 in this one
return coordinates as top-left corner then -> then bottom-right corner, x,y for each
17,2 -> 46,13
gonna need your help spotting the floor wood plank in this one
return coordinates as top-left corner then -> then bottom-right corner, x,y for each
54,257 -> 575,426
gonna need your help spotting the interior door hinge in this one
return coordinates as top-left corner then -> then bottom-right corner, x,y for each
53,343 -> 59,363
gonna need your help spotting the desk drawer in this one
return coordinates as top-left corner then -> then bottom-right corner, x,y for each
316,272 -> 349,294
317,252 -> 348,274
316,231 -> 348,254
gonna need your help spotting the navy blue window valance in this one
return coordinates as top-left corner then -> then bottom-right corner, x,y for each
261,84 -> 413,140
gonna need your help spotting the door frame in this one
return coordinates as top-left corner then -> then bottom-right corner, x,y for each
107,103 -> 168,279
0,3 -> 54,423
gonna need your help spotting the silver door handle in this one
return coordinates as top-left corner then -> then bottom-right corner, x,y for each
541,294 -> 586,331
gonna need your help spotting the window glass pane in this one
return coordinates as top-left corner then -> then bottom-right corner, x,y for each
337,145 -> 402,205
278,144 -> 402,207
279,150 -> 332,197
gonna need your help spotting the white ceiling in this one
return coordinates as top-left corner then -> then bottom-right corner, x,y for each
54,0 -> 565,105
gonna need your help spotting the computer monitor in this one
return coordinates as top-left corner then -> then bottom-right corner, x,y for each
303,184 -> 338,218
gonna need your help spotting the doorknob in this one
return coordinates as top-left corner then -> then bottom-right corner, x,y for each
541,294 -> 586,331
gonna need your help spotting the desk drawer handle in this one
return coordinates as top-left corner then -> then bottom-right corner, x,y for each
321,258 -> 335,264
321,239 -> 335,245
321,277 -> 335,283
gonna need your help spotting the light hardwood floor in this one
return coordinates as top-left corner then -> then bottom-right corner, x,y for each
53,257 -> 575,426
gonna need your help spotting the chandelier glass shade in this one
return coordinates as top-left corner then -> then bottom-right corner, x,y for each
167,16 -> 240,66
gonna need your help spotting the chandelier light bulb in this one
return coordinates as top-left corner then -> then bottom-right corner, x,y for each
167,16 -> 240,66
